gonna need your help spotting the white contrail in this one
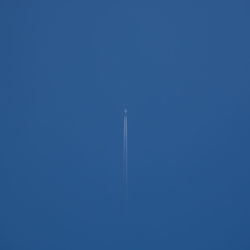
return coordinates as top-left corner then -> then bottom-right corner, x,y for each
123,108 -> 128,199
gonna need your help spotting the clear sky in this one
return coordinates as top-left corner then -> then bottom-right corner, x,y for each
0,1 -> 250,249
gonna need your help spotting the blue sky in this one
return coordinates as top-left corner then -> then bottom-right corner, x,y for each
0,1 -> 250,249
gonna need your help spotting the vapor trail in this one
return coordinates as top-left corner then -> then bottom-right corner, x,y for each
123,109 -> 128,199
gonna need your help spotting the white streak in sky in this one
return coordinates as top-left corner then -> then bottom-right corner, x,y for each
123,109 -> 128,199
